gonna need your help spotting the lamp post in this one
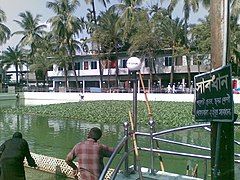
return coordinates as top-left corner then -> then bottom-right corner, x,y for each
127,57 -> 141,171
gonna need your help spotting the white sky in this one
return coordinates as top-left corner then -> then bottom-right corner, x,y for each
0,0 -> 208,51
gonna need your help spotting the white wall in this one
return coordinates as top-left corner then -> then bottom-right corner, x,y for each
22,92 -> 240,103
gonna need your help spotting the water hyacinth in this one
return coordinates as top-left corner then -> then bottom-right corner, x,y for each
1,101 -> 239,128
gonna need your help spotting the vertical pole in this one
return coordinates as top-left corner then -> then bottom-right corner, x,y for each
211,1 -> 234,179
123,122 -> 129,177
133,71 -> 138,129
213,123 -> 222,179
149,120 -> 155,175
133,71 -> 138,171
83,80 -> 85,93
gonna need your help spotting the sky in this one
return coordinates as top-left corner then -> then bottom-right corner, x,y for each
0,0 -> 208,51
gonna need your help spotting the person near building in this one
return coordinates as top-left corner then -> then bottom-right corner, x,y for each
0,132 -> 37,180
65,127 -> 115,179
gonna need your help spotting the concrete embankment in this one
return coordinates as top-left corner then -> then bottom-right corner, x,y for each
20,92 -> 240,103
0,92 -> 239,104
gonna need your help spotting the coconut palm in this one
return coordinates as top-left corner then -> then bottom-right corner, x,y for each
201,0 -> 240,77
47,0 -> 84,91
111,0 -> 144,41
2,46 -> 26,88
84,0 -> 110,24
91,8 -> 122,87
164,0 -> 200,87
84,0 -> 110,89
190,15 -> 211,72
0,9 -> 11,45
160,17 -> 185,86
202,0 -> 240,18
29,33 -> 56,88
12,11 -> 47,55
12,11 -> 47,87
128,9 -> 164,91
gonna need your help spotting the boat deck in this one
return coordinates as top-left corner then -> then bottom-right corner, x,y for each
115,167 -> 203,180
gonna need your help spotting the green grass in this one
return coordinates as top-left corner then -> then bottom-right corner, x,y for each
1,101 -> 239,128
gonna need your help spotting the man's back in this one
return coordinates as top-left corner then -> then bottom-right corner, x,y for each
0,138 -> 27,161
0,132 -> 36,180
67,138 -> 114,179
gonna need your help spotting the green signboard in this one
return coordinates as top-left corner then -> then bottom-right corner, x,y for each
194,65 -> 234,122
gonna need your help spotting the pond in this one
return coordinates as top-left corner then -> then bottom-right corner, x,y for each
0,99 -> 240,179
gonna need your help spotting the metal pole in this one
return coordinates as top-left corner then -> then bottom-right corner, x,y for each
133,71 -> 138,170
149,120 -> 155,175
213,123 -> 222,179
123,122 -> 129,177
133,71 -> 138,129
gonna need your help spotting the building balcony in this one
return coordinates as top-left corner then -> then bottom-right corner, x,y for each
47,64 -> 211,78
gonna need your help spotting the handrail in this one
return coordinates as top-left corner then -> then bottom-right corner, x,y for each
100,122 -> 240,179
139,147 -> 211,160
110,150 -> 135,180
99,135 -> 131,180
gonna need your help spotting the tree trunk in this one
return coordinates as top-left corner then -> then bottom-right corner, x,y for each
149,58 -> 153,92
170,46 -> 175,86
98,58 -> 103,88
114,38 -> 119,88
186,55 -> 191,88
72,59 -> 79,91
15,64 -> 19,88
210,1 -> 234,179
64,64 -> 68,92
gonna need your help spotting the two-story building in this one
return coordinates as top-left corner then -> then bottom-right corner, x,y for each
47,51 -> 211,93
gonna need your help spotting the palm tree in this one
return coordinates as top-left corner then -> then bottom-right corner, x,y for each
2,46 -> 26,88
84,0 -> 110,89
128,9 -> 164,91
111,0 -> 144,41
164,0 -> 200,87
47,0 -> 84,91
201,0 -> 240,77
201,0 -> 240,19
91,8 -> 122,87
29,34 -> 55,88
12,11 -> 47,87
12,11 -> 47,55
84,0 -> 110,25
190,15 -> 211,72
160,17 -> 185,86
0,9 -> 11,45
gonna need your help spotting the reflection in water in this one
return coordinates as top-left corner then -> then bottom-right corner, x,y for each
0,100 -> 240,178
0,113 -> 122,159
0,112 -> 214,177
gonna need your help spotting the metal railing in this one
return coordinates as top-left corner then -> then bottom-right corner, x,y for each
100,121 -> 240,180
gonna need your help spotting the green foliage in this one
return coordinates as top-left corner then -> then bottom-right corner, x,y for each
0,9 -> 11,45
190,16 -> 211,54
2,101 -> 239,128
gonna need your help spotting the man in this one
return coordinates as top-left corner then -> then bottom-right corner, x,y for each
65,127 -> 115,180
0,132 -> 37,180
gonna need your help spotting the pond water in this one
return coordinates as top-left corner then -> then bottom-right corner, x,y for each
0,99 -> 240,179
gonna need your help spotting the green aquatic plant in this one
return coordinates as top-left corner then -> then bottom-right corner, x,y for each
1,101 -> 240,128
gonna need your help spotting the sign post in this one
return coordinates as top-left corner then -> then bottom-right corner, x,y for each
194,64 -> 235,179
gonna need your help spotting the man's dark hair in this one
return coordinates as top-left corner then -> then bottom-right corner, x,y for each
12,132 -> 23,139
88,127 -> 102,141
